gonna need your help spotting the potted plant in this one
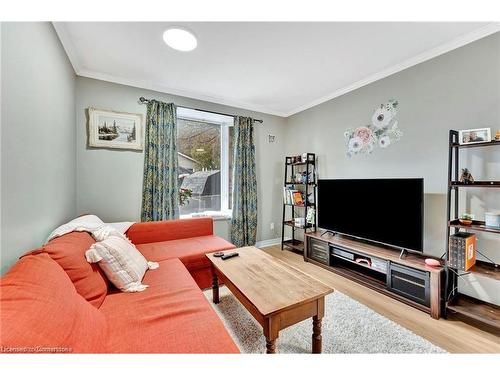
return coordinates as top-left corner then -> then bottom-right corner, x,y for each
459,213 -> 474,226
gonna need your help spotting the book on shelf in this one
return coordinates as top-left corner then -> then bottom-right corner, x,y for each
283,187 -> 292,205
283,187 -> 305,205
292,191 -> 304,205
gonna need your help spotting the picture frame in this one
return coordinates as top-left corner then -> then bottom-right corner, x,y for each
88,107 -> 144,150
458,128 -> 491,145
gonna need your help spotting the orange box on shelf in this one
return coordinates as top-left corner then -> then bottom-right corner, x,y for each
449,232 -> 476,271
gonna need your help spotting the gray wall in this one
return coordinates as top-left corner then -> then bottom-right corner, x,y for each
1,23 -> 76,274
75,77 -> 287,243
2,23 -> 498,304
284,32 -> 500,304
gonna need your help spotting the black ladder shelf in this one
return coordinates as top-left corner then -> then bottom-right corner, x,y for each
445,130 -> 500,334
281,153 -> 317,253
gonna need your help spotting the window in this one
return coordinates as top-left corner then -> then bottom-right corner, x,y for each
177,107 -> 234,217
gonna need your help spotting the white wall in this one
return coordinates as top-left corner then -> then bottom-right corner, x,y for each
1,23 -> 76,274
284,32 -> 500,304
75,77 -> 287,243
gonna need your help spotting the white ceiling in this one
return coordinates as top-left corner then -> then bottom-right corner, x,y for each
54,22 -> 499,117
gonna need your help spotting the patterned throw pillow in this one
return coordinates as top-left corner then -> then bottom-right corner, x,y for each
85,235 -> 156,292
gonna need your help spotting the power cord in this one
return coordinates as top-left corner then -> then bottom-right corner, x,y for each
476,249 -> 498,267
446,268 -> 473,302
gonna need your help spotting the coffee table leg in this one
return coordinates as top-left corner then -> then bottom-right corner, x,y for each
212,267 -> 219,304
266,339 -> 276,354
312,315 -> 322,354
264,316 -> 279,354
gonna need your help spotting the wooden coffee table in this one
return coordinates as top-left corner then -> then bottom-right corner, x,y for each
207,246 -> 334,354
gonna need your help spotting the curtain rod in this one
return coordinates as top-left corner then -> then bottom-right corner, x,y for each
138,97 -> 263,123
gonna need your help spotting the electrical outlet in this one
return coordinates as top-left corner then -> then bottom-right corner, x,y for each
270,222 -> 275,232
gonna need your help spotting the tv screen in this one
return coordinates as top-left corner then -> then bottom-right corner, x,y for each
317,178 -> 423,252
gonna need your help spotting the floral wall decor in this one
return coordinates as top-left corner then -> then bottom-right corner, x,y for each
344,99 -> 402,157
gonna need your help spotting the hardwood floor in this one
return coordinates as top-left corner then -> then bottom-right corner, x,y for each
260,245 -> 500,353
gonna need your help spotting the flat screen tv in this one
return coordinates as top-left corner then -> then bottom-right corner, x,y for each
317,178 -> 423,252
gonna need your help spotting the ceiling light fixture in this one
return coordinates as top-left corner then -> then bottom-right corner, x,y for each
162,28 -> 197,52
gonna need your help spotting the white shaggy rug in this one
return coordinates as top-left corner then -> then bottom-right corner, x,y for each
204,286 -> 446,354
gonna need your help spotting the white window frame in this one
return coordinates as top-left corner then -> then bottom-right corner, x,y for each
177,107 -> 233,219
220,123 -> 230,213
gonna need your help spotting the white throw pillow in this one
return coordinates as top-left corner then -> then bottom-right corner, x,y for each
85,235 -> 158,292
92,225 -> 126,242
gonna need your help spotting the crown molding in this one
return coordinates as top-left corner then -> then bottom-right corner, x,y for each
77,68 -> 288,117
53,22 -> 500,119
284,22 -> 500,117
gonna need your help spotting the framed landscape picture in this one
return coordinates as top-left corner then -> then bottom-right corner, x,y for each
88,108 -> 144,150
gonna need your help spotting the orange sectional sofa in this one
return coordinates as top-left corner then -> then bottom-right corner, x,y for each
0,217 -> 239,353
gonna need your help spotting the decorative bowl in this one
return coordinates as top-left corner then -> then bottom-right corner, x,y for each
459,219 -> 473,226
425,258 -> 441,267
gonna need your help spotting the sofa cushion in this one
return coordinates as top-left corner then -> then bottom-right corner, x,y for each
31,231 -> 108,308
86,235 -> 150,292
0,253 -> 108,353
126,218 -> 214,245
136,235 -> 235,271
100,258 -> 239,353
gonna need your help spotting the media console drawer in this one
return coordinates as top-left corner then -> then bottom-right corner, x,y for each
388,263 -> 430,307
308,238 -> 329,264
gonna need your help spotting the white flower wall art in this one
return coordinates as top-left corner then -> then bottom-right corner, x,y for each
345,100 -> 402,157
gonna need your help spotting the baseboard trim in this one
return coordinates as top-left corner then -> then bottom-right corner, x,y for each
255,237 -> 291,248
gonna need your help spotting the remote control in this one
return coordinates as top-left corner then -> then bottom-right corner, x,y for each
221,252 -> 239,260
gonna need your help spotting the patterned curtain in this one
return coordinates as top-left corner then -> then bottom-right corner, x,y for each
230,116 -> 258,246
141,100 -> 179,221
